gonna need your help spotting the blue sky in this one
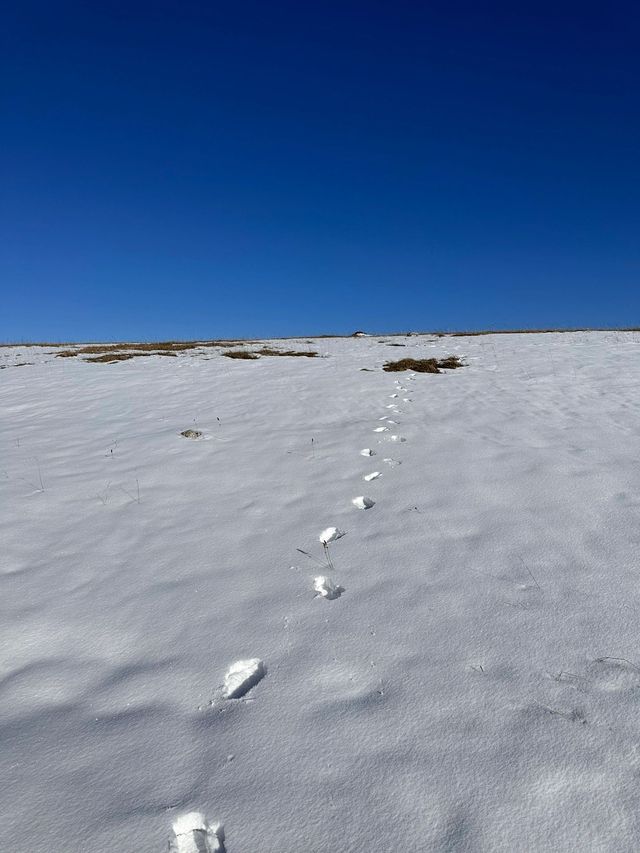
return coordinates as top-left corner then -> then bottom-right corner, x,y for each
2,1 -> 639,341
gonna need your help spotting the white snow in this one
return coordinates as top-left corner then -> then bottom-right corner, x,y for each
171,812 -> 224,853
319,526 -> 345,545
359,447 -> 375,456
313,576 -> 344,600
3,331 -> 640,851
351,495 -> 375,510
363,472 -> 381,482
223,659 -> 266,699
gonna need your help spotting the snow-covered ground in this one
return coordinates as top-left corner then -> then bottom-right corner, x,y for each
2,331 -> 640,852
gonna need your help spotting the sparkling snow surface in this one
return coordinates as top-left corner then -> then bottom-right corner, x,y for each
2,332 -> 640,851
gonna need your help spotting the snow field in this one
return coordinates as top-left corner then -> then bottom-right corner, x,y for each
2,331 -> 640,851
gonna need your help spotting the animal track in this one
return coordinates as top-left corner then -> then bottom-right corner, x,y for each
171,812 -> 225,853
319,526 -> 346,544
223,659 -> 266,699
314,576 -> 344,599
589,657 -> 640,693
363,471 -> 381,481
352,496 -> 375,510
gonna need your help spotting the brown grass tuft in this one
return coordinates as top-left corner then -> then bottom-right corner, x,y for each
222,350 -> 259,360
255,347 -> 317,357
180,429 -> 202,439
382,356 -> 464,373
84,353 -> 142,363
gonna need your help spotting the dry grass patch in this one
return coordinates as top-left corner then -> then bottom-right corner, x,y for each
55,340 -> 251,360
85,353 -> 142,363
223,350 -> 260,360
383,356 -> 464,373
223,348 -> 317,360
255,347 -> 317,357
180,429 -> 202,439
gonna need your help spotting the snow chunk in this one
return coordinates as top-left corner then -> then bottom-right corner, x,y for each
172,812 -> 225,853
360,448 -> 376,456
223,658 -> 266,699
363,472 -> 381,482
314,576 -> 344,600
373,426 -> 389,433
319,526 -> 345,545
352,496 -> 375,510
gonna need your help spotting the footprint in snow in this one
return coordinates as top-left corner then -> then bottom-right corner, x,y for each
170,813 -> 225,853
314,576 -> 344,600
586,657 -> 640,694
223,659 -> 266,699
363,471 -> 381,481
360,448 -> 376,456
352,496 -> 375,509
319,526 -> 346,544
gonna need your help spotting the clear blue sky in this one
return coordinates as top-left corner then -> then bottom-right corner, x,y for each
2,1 -> 639,341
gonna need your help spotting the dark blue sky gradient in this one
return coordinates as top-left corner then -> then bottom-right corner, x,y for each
2,1 -> 639,340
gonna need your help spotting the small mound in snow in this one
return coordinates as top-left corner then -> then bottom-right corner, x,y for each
352,496 -> 375,510
171,812 -> 225,853
363,472 -> 381,481
360,448 -> 376,456
314,576 -> 344,600
223,659 -> 266,699
319,526 -> 346,545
